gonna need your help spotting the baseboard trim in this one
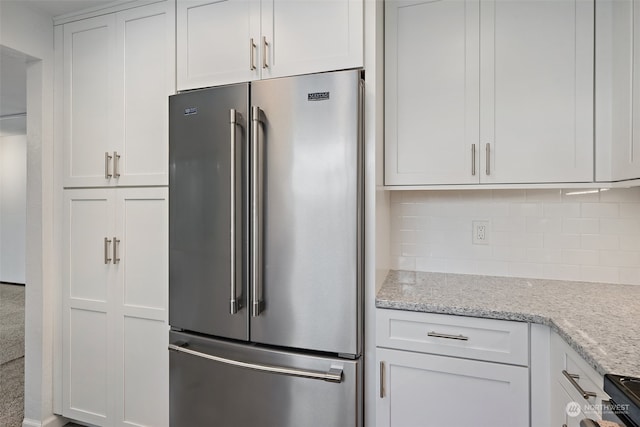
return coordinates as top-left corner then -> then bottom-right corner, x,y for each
0,281 -> 26,286
23,414 -> 68,427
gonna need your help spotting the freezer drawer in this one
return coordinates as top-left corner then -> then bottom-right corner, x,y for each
169,331 -> 362,427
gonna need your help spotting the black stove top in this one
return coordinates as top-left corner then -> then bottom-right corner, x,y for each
604,374 -> 640,427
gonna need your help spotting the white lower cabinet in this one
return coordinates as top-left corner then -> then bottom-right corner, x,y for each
376,309 -> 529,427
376,348 -> 529,427
62,188 -> 168,427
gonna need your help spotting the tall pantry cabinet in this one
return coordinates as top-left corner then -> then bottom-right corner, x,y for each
58,1 -> 173,426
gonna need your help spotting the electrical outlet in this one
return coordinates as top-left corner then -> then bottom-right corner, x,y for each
472,220 -> 490,245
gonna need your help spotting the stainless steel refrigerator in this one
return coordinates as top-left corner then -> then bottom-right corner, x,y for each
168,69 -> 363,427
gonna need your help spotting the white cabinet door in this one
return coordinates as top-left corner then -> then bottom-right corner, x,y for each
596,0 -> 640,182
261,0 -> 363,80
177,0 -> 261,89
114,2 -> 174,186
385,0 -> 480,186
113,188 -> 168,427
377,348 -> 529,427
480,0 -> 594,184
62,189 -> 116,426
63,1 -> 174,188
63,15 -> 118,188
62,188 -> 169,427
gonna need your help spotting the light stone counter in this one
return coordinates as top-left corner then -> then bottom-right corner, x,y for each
376,270 -> 640,378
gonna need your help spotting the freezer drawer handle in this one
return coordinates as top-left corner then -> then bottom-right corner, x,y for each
169,344 -> 343,383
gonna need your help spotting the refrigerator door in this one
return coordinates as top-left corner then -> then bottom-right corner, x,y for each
169,84 -> 249,340
250,70 -> 362,356
169,331 -> 362,427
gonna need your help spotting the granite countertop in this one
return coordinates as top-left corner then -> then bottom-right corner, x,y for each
376,270 -> 640,378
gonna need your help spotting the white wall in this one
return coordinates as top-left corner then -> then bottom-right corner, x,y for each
390,188 -> 640,285
0,134 -> 27,283
0,1 -> 60,426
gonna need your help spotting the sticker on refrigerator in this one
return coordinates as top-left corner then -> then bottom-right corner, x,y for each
184,107 -> 198,116
308,92 -> 330,101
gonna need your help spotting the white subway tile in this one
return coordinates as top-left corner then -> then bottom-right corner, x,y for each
525,248 -> 562,264
599,250 -> 640,268
619,203 -> 640,218
492,189 -> 526,202
538,264 -> 581,281
525,189 -> 563,202
395,256 -> 416,271
415,257 -> 448,272
491,231 -> 512,246
561,249 -> 599,266
526,217 -> 563,233
401,243 -> 431,257
493,217 -> 526,232
620,234 -> 640,251
562,218 -> 599,234
580,266 -> 619,284
471,260 -> 510,276
509,232 -> 544,248
599,187 -> 640,203
581,234 -> 619,250
509,202 -> 543,217
581,203 -> 619,218
599,218 -> 640,235
619,267 -> 640,285
507,262 -> 543,279
492,246 -> 528,262
543,233 -> 581,250
543,203 -> 581,218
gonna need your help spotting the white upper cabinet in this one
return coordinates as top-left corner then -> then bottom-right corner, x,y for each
176,0 -> 363,90
176,0 -> 261,88
596,0 -> 640,182
385,0 -> 594,186
62,1 -> 175,187
385,0 -> 479,185
481,0 -> 594,184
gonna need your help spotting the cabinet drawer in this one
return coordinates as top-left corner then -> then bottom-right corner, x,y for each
376,309 -> 529,366
551,332 -> 606,414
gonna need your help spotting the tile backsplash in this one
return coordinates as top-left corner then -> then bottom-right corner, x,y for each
390,188 -> 640,285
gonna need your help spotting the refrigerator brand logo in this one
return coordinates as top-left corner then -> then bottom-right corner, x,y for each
184,107 -> 198,116
308,92 -> 330,101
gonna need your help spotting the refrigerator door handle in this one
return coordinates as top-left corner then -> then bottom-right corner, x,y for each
169,344 -> 343,383
229,109 -> 240,315
251,106 -> 264,317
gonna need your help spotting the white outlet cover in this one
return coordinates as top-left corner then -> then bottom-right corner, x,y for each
472,220 -> 490,245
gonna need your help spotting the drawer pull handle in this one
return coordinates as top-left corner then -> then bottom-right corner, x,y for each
427,331 -> 469,341
562,370 -> 597,400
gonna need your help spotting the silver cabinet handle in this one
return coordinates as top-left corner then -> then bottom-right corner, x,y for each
485,143 -> 491,175
251,106 -> 264,317
262,36 -> 268,69
471,144 -> 476,176
249,38 -> 256,71
229,109 -> 239,315
427,331 -> 469,341
113,237 -> 120,264
105,152 -> 113,179
379,361 -> 385,398
169,344 -> 343,383
562,370 -> 597,400
104,237 -> 112,264
113,151 -> 120,178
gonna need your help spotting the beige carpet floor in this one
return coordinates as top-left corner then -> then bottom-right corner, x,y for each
0,283 -> 25,427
